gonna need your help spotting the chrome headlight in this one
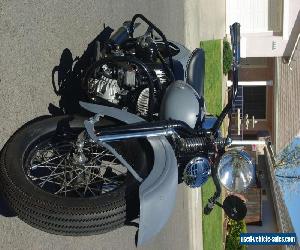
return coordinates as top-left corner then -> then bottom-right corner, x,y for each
217,150 -> 255,193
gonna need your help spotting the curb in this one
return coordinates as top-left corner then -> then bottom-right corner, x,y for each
186,186 -> 203,250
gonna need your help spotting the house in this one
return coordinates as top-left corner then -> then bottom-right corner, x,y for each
225,0 -> 300,246
226,0 -> 300,154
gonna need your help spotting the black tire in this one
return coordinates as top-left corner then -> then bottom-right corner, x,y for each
0,115 -> 153,235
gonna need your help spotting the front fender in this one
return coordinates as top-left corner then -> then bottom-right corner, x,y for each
79,102 -> 178,245
138,136 -> 177,245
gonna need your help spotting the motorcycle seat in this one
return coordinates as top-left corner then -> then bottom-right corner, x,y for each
172,59 -> 184,81
186,48 -> 205,97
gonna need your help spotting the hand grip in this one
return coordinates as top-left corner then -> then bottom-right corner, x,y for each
230,22 -> 240,66
204,202 -> 214,215
230,22 -> 241,101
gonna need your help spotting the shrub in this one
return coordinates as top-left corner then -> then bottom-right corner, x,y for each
225,220 -> 247,250
223,39 -> 233,75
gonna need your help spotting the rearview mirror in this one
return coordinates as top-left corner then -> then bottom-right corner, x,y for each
223,195 -> 247,221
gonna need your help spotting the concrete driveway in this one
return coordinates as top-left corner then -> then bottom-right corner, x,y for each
0,1 -> 225,249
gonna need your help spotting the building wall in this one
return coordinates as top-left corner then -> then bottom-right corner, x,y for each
244,0 -> 300,57
232,58 -> 275,139
275,50 -> 300,153
239,58 -> 274,81
244,34 -> 287,57
269,0 -> 283,34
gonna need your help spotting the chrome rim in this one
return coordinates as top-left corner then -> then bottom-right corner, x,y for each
24,133 -> 127,198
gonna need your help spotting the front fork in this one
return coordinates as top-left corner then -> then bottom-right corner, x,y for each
75,115 -> 145,182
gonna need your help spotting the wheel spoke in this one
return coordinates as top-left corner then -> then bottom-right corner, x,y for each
30,154 -> 69,169
88,149 -> 111,162
39,157 -> 67,188
26,133 -> 128,198
87,186 -> 97,196
54,169 -> 85,195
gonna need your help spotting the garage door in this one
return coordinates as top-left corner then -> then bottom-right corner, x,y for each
226,0 -> 269,33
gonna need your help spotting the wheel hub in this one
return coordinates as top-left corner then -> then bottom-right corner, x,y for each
72,133 -> 88,165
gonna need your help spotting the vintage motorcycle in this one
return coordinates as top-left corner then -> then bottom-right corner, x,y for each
0,14 -> 255,245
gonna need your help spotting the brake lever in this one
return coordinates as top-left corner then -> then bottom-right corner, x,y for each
204,149 -> 222,215
204,198 -> 223,215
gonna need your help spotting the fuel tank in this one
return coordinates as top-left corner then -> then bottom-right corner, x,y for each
160,81 -> 204,128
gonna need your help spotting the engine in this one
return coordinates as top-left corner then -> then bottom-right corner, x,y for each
82,19 -> 181,118
86,59 -> 169,117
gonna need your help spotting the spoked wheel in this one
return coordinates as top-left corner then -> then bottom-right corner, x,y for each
26,134 -> 128,198
0,115 -> 153,235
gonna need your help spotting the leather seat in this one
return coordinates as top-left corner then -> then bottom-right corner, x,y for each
186,48 -> 205,97
172,59 -> 184,81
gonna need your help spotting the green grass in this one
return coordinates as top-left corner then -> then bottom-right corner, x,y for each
200,40 -> 223,250
200,40 -> 223,115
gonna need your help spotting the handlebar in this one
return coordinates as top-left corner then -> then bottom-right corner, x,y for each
205,23 -> 241,214
211,22 -> 241,133
129,14 -> 174,71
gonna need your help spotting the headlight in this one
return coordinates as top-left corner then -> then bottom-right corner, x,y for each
217,150 -> 255,193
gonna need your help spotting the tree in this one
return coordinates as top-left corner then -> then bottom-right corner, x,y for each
275,144 -> 300,168
274,142 -> 300,195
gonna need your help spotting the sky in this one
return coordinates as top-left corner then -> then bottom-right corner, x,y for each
275,136 -> 300,239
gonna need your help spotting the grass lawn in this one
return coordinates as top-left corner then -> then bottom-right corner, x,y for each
200,40 -> 223,250
200,40 -> 223,115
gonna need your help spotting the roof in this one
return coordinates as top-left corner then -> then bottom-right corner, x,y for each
274,45 -> 300,154
264,146 -> 295,234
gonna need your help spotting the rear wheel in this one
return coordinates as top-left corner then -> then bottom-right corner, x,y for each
0,115 -> 153,235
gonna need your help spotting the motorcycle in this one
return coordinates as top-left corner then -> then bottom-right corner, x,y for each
0,14 -> 255,245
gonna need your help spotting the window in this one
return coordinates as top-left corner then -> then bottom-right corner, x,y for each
243,86 -> 266,119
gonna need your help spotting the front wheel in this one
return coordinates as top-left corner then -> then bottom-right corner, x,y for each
0,115 -> 153,235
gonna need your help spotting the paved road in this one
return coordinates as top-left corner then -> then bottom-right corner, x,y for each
0,1 -> 225,249
0,186 -> 192,250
